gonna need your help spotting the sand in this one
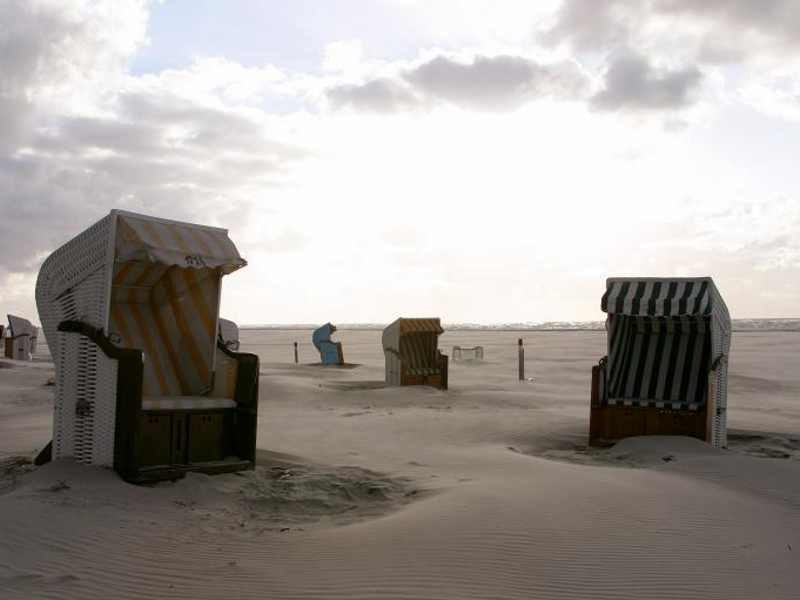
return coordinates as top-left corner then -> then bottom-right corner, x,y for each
1,329 -> 799,599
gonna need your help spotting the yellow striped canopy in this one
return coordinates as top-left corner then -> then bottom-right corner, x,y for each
107,211 -> 246,397
114,211 -> 246,274
382,318 -> 444,352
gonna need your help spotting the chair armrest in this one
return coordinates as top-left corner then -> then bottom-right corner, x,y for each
437,351 -> 449,390
591,356 -> 607,407
217,340 -> 260,411
217,340 -> 259,463
57,319 -> 142,362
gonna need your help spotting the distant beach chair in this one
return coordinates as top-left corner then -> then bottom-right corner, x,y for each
5,314 -> 38,361
382,318 -> 448,389
452,345 -> 484,361
589,277 -> 731,448
312,322 -> 344,365
218,317 -> 240,352
35,210 -> 260,482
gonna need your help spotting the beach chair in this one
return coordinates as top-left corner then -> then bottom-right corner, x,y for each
589,277 -> 731,448
218,317 -> 240,352
36,210 -> 259,482
312,322 -> 344,365
382,318 -> 448,389
5,315 -> 38,361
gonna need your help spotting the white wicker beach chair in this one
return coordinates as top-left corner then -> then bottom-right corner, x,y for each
590,277 -> 731,448
382,318 -> 448,389
218,318 -> 240,352
35,210 -> 260,482
5,314 -> 38,361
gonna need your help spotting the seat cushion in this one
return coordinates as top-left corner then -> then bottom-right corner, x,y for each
142,396 -> 236,411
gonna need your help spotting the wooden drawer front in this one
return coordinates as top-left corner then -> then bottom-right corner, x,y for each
188,412 -> 231,463
138,413 -> 174,467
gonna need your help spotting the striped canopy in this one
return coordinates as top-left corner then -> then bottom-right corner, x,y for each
382,318 -> 444,352
606,316 -> 711,409
601,277 -> 731,410
110,263 -> 221,396
382,318 -> 444,374
114,210 -> 246,274
602,278 -> 720,319
106,211 -> 246,397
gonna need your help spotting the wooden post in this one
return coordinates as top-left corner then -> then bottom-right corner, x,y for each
518,338 -> 524,381
294,342 -> 298,364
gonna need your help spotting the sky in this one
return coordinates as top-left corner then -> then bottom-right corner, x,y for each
0,0 -> 798,325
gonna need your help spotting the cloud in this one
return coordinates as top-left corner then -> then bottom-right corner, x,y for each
540,0 -> 639,52
591,51 -> 702,111
326,78 -> 422,113
657,0 -> 800,47
543,0 -> 800,64
0,0 -> 146,152
1,87 -> 308,261
0,1 -> 308,291
326,53 -> 590,113
538,1 -> 800,121
0,0 -> 147,274
405,54 -> 589,111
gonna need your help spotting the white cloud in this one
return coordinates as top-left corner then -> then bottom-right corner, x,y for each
543,0 -> 800,64
326,52 -> 590,113
406,54 -> 589,111
0,0 -> 148,149
0,0 -> 308,295
591,50 -> 702,111
539,0 -> 800,119
327,78 -> 422,113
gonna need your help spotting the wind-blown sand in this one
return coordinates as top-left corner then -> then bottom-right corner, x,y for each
1,329 -> 799,599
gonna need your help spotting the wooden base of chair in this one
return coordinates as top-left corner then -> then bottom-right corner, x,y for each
136,408 -> 237,469
130,459 -> 255,484
400,354 -> 448,390
401,373 -> 443,388
589,363 -> 713,447
56,320 -> 260,484
335,342 -> 344,365
589,404 -> 708,446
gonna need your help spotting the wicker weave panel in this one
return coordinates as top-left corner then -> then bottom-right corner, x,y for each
36,215 -> 116,465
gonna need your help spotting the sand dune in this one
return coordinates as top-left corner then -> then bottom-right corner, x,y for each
1,330 -> 799,599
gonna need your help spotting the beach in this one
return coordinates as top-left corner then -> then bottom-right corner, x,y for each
1,328 -> 799,599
